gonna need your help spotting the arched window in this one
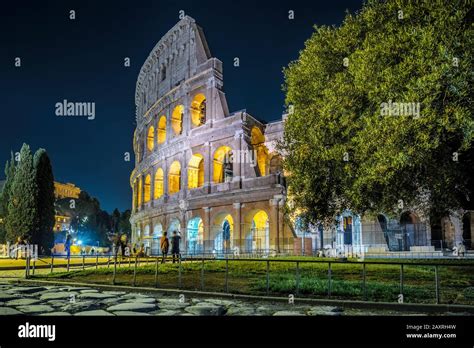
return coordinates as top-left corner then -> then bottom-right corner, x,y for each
188,154 -> 204,189
154,168 -> 164,199
191,93 -> 206,126
138,177 -> 143,206
169,161 -> 181,194
157,116 -> 166,144
172,105 -> 184,135
213,146 -> 233,183
144,174 -> 151,203
147,126 -> 155,151
251,127 -> 269,176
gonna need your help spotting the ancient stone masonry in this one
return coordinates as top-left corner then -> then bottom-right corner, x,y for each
130,16 -> 291,255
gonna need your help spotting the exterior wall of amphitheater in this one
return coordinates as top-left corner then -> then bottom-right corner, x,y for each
130,16 -> 293,255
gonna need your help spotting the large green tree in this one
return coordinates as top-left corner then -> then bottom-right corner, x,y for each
5,144 -> 39,243
282,0 -> 473,226
0,152 -> 16,243
33,149 -> 55,254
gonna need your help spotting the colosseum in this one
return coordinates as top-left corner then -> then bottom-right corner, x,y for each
130,16 -> 293,256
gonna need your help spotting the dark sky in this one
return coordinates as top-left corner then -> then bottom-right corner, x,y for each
0,0 -> 363,212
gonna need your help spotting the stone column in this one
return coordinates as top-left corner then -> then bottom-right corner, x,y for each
203,142 -> 211,192
203,207 -> 212,252
163,156 -> 169,201
150,165 -> 156,207
449,210 -> 464,248
140,176 -> 145,210
182,151 -> 188,197
233,202 -> 242,248
269,198 -> 280,253
233,130 -> 242,182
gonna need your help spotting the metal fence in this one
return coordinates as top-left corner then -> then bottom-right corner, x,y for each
19,254 -> 474,306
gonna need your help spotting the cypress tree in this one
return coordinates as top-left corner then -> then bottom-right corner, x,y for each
33,148 -> 55,254
0,152 -> 16,243
5,144 -> 39,243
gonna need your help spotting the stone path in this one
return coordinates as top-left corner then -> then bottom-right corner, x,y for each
0,282 -> 436,316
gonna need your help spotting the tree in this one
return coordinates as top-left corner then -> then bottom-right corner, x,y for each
0,152 -> 16,243
118,209 -> 131,237
5,144 -> 39,243
33,149 -> 55,254
282,0 -> 473,226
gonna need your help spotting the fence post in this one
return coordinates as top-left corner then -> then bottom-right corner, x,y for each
67,256 -> 70,272
328,261 -> 332,298
129,256 -> 131,268
434,265 -> 440,304
32,259 -> 36,275
154,257 -> 159,288
400,264 -> 404,296
133,256 -> 138,287
295,261 -> 300,296
112,254 -> 117,285
266,260 -> 270,295
96,253 -> 98,270
362,263 -> 367,301
178,257 -> 182,289
25,256 -> 29,279
107,255 -> 110,268
225,259 -> 229,293
201,258 -> 205,291
82,255 -> 85,270
50,255 -> 54,274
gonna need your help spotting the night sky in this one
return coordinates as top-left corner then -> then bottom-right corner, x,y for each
0,0 -> 363,212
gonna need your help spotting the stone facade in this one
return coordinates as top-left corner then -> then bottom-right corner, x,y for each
130,16 -> 292,255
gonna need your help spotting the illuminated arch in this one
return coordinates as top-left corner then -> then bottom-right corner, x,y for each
154,168 -> 164,199
191,93 -> 206,126
213,213 -> 234,253
137,177 -> 143,206
188,154 -> 204,189
213,146 -> 233,183
251,127 -> 269,177
187,217 -> 204,254
168,161 -> 181,194
147,126 -> 155,151
144,174 -> 151,203
171,105 -> 184,135
151,223 -> 163,255
157,115 -> 166,144
245,210 -> 269,252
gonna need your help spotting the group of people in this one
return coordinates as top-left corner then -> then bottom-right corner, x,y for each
160,230 -> 181,263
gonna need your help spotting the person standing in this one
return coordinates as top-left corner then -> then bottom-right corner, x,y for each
160,232 -> 169,263
64,234 -> 72,259
171,231 -> 181,263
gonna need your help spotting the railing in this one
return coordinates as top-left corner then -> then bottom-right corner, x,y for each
21,254 -> 474,306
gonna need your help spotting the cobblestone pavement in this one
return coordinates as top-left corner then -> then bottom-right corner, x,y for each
0,282 -> 459,316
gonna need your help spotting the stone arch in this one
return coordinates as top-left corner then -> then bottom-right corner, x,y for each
168,161 -> 181,194
171,105 -> 184,135
188,154 -> 204,189
144,174 -> 151,203
154,168 -> 164,199
147,125 -> 155,151
157,115 -> 166,144
243,209 -> 269,253
151,222 -> 163,255
211,212 -> 234,254
191,93 -> 206,126
187,217 -> 204,254
137,177 -> 143,206
400,211 -> 422,249
213,146 -> 233,183
462,212 -> 472,249
251,127 -> 269,177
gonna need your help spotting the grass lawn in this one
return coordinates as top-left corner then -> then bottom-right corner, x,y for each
32,257 -> 474,305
